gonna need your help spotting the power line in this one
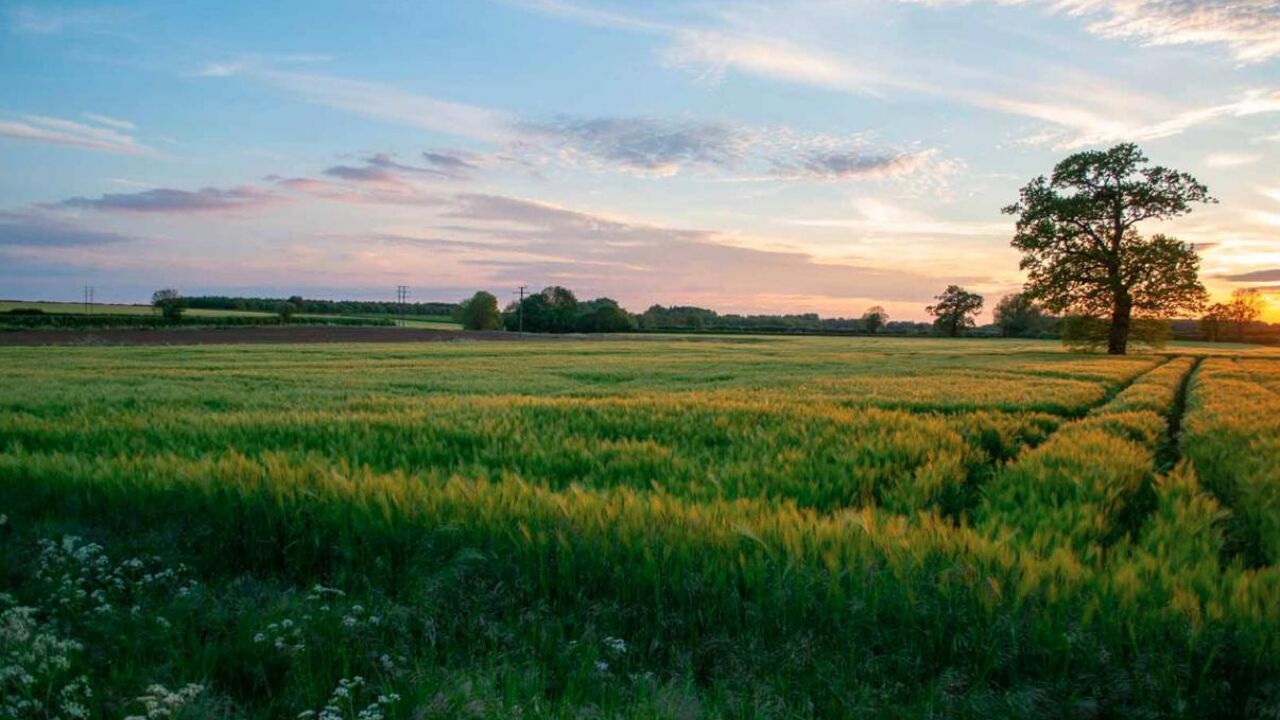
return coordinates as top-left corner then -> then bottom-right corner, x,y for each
515,285 -> 527,333
396,285 -> 410,327
82,285 -> 94,315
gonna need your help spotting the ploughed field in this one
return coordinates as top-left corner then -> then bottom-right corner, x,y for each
2,337 -> 1279,719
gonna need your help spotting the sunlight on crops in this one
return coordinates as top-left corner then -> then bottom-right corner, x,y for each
1,337 -> 1277,718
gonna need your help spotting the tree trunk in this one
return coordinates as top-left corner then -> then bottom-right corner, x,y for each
1108,295 -> 1132,355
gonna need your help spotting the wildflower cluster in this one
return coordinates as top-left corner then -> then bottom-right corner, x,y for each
35,536 -> 198,625
297,676 -> 400,720
122,682 -> 205,720
0,594 -> 92,720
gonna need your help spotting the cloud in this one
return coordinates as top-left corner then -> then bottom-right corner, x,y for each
270,175 -> 448,207
50,186 -> 284,214
513,1 -> 1280,149
437,192 -> 981,304
0,212 -> 133,246
1048,0 -> 1280,64
1206,152 -> 1263,168
0,113 -> 153,155
519,116 -> 752,176
774,148 -> 936,180
905,0 -> 1280,63
81,112 -> 134,130
7,6 -> 127,34
323,152 -> 477,185
785,197 -> 1011,236
256,70 -> 512,143
1221,268 -> 1280,282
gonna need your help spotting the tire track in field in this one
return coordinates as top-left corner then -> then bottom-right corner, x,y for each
971,355 -> 1196,556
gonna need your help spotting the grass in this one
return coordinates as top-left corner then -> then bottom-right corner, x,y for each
1,337 -> 1277,719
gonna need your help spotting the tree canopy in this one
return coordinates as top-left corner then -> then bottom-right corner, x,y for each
992,293 -> 1048,338
151,288 -> 184,321
861,306 -> 889,334
457,291 -> 503,330
1003,143 -> 1210,354
926,286 -> 983,337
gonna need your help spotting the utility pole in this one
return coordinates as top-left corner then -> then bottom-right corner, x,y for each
515,285 -> 527,333
396,285 -> 409,327
82,285 -> 94,315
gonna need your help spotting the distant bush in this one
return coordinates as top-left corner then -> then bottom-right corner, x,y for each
5,308 -> 45,315
456,291 -> 504,330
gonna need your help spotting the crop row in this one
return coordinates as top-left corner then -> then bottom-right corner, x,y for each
0,395 -> 1058,515
1,437 -> 1277,717
974,358 -> 1195,563
1180,358 -> 1280,566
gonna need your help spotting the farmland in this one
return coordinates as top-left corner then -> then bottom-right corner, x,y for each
2,337 -> 1279,719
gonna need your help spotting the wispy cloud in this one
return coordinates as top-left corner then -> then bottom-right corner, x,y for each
256,70 -> 513,143
49,186 -> 284,214
513,0 -> 1280,149
1206,152 -> 1263,168
6,5 -> 129,35
520,116 -> 752,176
773,148 -> 937,180
0,211 -> 134,246
0,113 -> 153,155
81,112 -> 134,130
904,0 -> 1280,63
436,192 -> 980,305
1221,267 -> 1280,282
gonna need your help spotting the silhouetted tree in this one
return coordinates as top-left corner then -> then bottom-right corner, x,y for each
1004,143 -> 1210,355
151,288 -> 184,321
861,306 -> 889,334
457,291 -> 504,330
993,293 -> 1046,338
927,286 -> 984,337
1225,288 -> 1264,341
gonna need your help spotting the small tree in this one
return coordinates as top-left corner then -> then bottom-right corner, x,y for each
151,288 -> 184,321
861,306 -> 889,334
1225,288 -> 1263,341
927,286 -> 984,337
1200,302 -> 1228,342
993,293 -> 1046,338
458,291 -> 504,330
1003,143 -> 1211,355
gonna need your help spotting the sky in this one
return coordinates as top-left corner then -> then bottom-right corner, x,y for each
1,0 -> 1279,321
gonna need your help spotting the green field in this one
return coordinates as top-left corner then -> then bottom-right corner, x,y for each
0,300 -> 463,329
2,337 -> 1278,719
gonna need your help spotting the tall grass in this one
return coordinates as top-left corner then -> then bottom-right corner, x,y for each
1,339 -> 1277,718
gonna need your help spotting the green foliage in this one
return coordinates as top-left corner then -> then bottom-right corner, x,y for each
456,291 -> 504,330
1062,315 -> 1171,353
1,339 -> 1279,718
861,305 -> 888,334
151,288 -> 185,321
1003,143 -> 1211,354
993,293 -> 1049,338
926,285 -> 984,337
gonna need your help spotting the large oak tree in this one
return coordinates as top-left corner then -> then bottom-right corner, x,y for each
1003,143 -> 1210,354
926,285 -> 984,337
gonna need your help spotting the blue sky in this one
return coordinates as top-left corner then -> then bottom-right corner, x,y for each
2,0 -> 1278,320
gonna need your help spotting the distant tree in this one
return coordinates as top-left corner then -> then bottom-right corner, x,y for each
506,286 -> 580,333
1003,143 -> 1211,355
577,298 -> 635,333
1225,288 -> 1264,341
927,285 -> 984,337
861,306 -> 889,334
151,288 -> 184,321
992,293 -> 1046,338
457,291 -> 504,330
275,302 -> 295,322
1200,302 -> 1229,342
